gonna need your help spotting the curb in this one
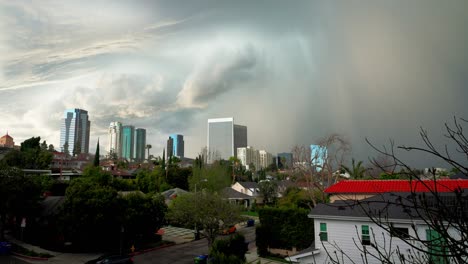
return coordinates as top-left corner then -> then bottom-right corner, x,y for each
129,242 -> 176,256
12,252 -> 50,261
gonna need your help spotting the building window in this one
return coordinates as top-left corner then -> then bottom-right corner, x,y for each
319,223 -> 328,241
390,226 -> 409,239
362,225 -> 371,245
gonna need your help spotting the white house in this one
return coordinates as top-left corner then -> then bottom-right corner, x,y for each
231,181 -> 262,203
287,192 -> 465,264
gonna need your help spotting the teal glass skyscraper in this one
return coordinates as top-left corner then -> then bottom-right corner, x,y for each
60,108 -> 90,155
122,125 -> 135,160
169,134 -> 184,158
135,128 -> 146,162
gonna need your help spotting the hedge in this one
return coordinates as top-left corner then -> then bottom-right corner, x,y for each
256,207 -> 314,256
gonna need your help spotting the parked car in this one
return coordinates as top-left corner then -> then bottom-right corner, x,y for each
85,254 -> 134,264
221,225 -> 236,235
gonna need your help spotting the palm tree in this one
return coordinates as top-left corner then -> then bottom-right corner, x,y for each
145,144 -> 152,161
341,159 -> 367,179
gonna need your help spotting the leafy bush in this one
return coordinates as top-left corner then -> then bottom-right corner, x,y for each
209,233 -> 248,263
256,207 -> 314,256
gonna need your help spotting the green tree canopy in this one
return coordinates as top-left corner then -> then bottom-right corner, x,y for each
1,137 -> 52,169
167,192 -> 242,246
0,166 -> 42,240
258,180 -> 278,205
189,162 -> 231,193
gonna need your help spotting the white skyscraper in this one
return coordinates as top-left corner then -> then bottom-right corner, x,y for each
237,146 -> 260,171
108,122 -> 122,158
259,150 -> 274,169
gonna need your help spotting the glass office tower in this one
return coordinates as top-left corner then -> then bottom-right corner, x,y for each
122,125 -> 135,161
207,117 -> 247,163
60,108 -> 90,155
169,134 -> 184,158
108,121 -> 122,158
135,128 -> 146,162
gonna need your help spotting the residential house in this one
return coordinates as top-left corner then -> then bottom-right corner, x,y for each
231,182 -> 262,204
222,187 -> 255,208
287,192 -> 467,264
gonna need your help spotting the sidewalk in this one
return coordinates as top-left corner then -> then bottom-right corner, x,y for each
6,234 -> 101,264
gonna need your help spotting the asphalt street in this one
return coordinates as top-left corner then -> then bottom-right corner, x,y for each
0,256 -> 30,264
134,226 -> 256,264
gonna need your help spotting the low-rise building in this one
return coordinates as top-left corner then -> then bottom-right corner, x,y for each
287,191 -> 467,264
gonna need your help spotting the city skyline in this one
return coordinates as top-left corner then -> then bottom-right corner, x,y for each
1,1 -> 468,167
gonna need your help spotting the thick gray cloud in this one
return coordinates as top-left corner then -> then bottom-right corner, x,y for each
1,0 -> 467,167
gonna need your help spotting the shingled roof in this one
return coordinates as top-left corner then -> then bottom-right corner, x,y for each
310,191 -> 468,220
325,179 -> 468,194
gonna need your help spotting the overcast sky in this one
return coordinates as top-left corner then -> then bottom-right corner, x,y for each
1,0 -> 467,168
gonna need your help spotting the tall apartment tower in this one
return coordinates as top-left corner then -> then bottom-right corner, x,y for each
168,134 -> 184,158
237,146 -> 260,171
122,125 -> 135,161
207,117 -> 247,163
135,128 -> 146,162
60,108 -> 90,155
107,122 -> 122,158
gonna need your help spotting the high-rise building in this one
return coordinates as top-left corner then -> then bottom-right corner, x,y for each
60,109 -> 90,155
237,146 -> 260,171
310,144 -> 327,171
168,134 -> 184,158
135,128 -> 146,162
207,117 -> 247,162
107,122 -> 122,158
259,150 -> 273,169
122,125 -> 135,161
166,137 -> 173,158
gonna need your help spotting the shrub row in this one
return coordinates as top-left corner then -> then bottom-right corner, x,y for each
256,207 -> 314,256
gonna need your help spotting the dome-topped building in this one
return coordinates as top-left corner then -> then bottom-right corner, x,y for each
0,132 -> 15,148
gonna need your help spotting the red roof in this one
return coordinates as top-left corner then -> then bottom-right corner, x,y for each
325,179 -> 468,194
1,134 -> 13,139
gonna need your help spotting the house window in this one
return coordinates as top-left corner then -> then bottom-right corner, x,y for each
390,226 -> 409,239
362,225 -> 371,245
319,223 -> 328,241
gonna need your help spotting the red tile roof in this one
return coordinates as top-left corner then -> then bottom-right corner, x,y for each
1,134 -> 13,139
325,179 -> 468,194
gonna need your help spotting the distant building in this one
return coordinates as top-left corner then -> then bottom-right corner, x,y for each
168,134 -> 184,158
259,150 -> 273,169
207,117 -> 247,162
0,132 -> 15,148
237,146 -> 260,171
107,122 -> 122,158
310,144 -> 327,171
166,137 -> 173,158
60,108 -> 90,155
122,125 -> 135,160
135,128 -> 146,162
277,152 -> 293,169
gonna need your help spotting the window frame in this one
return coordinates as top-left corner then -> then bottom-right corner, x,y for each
319,222 -> 328,241
361,225 -> 371,246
